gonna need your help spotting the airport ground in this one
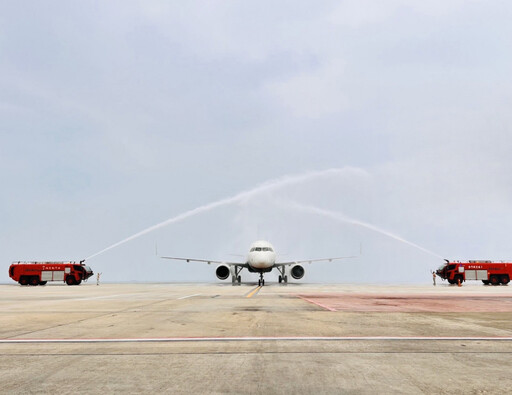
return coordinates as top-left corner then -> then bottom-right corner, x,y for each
1,282 -> 512,394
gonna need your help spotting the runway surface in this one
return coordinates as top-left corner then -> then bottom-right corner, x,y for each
1,282 -> 511,394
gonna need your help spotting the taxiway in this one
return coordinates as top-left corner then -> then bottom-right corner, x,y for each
1,282 -> 511,394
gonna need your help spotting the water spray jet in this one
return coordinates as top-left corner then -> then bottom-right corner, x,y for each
85,167 -> 365,260
276,200 -> 444,260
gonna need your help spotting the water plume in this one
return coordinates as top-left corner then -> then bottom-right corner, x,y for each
86,167 -> 364,260
278,200 -> 444,259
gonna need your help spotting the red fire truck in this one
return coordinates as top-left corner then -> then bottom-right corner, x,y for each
8,261 -> 94,286
436,260 -> 511,285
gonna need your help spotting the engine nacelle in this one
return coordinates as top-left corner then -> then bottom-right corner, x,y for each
290,264 -> 305,280
216,265 -> 231,280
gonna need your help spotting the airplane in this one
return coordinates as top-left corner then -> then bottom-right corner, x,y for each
161,240 -> 353,286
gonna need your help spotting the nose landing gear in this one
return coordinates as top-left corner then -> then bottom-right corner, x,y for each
258,273 -> 265,286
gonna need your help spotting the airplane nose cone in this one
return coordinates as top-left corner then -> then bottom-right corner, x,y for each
248,252 -> 275,269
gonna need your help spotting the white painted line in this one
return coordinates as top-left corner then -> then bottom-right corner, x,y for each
177,293 -> 201,300
73,294 -> 131,301
2,336 -> 512,344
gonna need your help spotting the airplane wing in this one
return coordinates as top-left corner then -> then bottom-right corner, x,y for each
274,256 -> 356,267
160,256 -> 247,267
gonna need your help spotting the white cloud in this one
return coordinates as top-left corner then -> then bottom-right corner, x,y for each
329,0 -> 484,27
264,60 -> 349,118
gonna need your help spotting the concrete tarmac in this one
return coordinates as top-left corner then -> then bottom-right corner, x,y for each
1,282 -> 511,394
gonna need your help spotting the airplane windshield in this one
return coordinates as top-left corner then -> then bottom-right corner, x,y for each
250,247 -> 274,252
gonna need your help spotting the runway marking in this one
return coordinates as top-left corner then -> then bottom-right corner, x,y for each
177,294 -> 201,300
73,294 -> 140,301
2,336 -> 512,344
298,296 -> 337,311
246,286 -> 262,298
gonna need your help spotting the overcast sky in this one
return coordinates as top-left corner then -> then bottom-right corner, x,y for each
1,1 -> 512,284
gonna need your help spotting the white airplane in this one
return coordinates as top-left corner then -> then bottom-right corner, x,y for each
161,240 -> 353,286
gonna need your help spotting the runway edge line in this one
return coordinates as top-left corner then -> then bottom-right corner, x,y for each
2,336 -> 512,344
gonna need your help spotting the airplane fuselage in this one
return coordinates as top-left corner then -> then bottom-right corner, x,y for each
246,240 -> 276,271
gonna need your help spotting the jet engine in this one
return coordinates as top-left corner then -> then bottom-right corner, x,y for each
290,264 -> 305,280
216,265 -> 231,280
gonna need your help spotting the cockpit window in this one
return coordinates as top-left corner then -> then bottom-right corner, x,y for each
251,247 -> 273,252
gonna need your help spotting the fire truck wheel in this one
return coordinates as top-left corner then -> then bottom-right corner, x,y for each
490,275 -> 500,286
447,279 -> 455,285
482,280 -> 490,285
454,275 -> 463,285
75,279 -> 82,285
66,276 -> 76,286
39,281 -> 47,286
500,275 -> 510,285
29,277 -> 39,286
19,277 -> 28,286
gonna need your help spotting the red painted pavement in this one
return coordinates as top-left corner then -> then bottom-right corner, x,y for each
297,294 -> 512,312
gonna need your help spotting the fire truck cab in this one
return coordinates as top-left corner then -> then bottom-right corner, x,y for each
9,261 -> 94,286
436,260 -> 511,285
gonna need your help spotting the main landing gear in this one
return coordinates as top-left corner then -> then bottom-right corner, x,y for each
258,273 -> 265,287
231,266 -> 243,286
277,266 -> 288,284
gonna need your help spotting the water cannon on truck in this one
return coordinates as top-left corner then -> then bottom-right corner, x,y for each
9,261 -> 93,286
436,260 -> 511,286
